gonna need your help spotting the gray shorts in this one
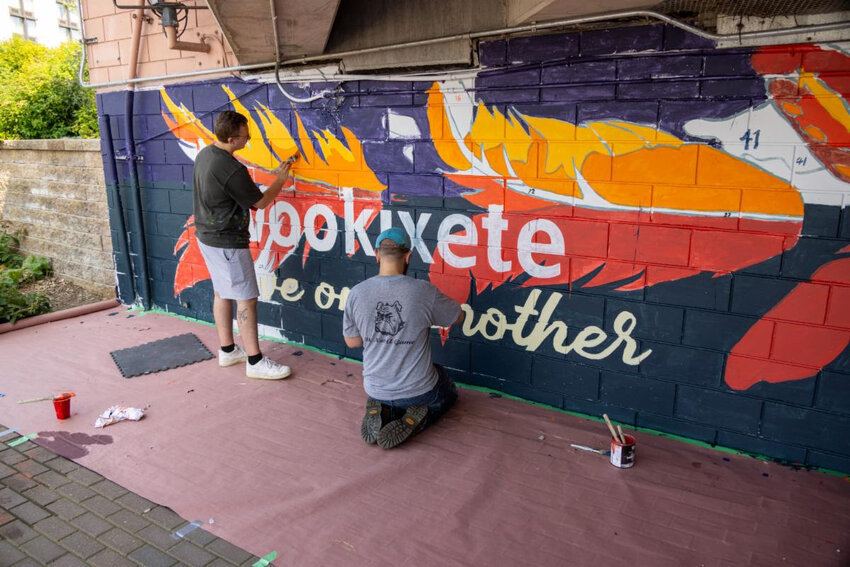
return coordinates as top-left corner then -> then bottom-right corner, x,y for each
198,241 -> 260,300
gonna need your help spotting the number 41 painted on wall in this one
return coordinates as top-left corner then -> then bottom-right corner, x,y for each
739,129 -> 761,150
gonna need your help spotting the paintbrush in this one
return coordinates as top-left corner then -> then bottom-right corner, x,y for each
617,425 -> 627,444
17,396 -> 54,404
602,413 -> 624,443
570,444 -> 609,455
17,392 -> 75,404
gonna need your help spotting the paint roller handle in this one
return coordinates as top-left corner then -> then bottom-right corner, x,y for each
17,396 -> 54,404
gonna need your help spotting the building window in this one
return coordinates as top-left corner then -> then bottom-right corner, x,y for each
57,1 -> 79,41
9,0 -> 37,41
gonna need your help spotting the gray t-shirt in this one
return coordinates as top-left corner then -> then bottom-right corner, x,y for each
343,275 -> 460,400
193,145 -> 263,248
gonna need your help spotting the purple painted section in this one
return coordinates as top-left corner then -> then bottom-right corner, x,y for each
191,83 -> 233,112
663,24 -> 715,50
541,84 -> 615,103
618,80 -> 700,100
701,78 -> 767,98
479,39 -> 507,68
704,54 -> 758,76
359,80 -> 414,107
296,108 -> 346,140
476,87 -> 540,104
137,140 -> 166,165
387,174 -> 443,198
542,61 -> 616,85
134,90 -> 166,115
581,24 -> 664,56
478,68 -> 541,88
617,55 -> 703,80
346,107 -> 389,141
413,140 -> 453,174
507,34 -> 578,64
362,141 -> 414,174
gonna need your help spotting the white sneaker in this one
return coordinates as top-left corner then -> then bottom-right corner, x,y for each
218,345 -> 248,367
246,356 -> 291,380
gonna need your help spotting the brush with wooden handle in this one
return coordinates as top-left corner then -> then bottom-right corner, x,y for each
17,396 -> 54,404
602,413 -> 624,443
617,425 -> 627,445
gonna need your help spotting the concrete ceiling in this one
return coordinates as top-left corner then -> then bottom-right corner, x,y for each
204,0 -> 848,70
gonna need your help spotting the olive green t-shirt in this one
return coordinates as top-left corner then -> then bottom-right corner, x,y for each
192,145 -> 263,248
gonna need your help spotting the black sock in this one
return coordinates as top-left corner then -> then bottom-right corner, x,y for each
221,344 -> 235,353
248,353 -> 263,365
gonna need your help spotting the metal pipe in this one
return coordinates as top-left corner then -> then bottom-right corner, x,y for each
269,0 -> 329,103
123,91 -> 152,309
164,23 -> 210,52
98,114 -> 136,305
127,0 -> 146,80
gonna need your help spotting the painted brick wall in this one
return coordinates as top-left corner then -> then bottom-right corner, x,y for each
97,24 -> 850,473
0,139 -> 115,295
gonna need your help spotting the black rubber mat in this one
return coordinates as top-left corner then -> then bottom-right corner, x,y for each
110,333 -> 214,378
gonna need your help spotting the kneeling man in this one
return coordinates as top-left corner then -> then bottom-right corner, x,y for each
342,228 -> 464,448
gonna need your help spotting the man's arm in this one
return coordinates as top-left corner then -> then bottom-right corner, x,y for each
253,158 -> 295,209
344,335 -> 363,348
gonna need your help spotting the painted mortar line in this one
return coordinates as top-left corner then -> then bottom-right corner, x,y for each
141,307 -> 845,477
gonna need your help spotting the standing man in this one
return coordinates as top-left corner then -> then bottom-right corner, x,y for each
193,110 -> 294,380
342,227 -> 464,448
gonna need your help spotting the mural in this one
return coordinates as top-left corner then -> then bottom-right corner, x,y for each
164,43 -> 850,393
124,29 -> 850,470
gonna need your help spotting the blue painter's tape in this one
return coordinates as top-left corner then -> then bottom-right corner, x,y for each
171,520 -> 203,540
253,551 -> 278,566
0,427 -> 18,438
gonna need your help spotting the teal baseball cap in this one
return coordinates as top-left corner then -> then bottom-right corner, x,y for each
375,227 -> 411,250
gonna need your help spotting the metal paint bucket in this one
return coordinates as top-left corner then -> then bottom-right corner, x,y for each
610,434 -> 636,468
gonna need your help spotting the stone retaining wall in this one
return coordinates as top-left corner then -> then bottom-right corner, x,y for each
0,139 -> 114,295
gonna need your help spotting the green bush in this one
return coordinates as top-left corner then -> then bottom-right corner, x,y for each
0,37 -> 98,139
0,228 -> 52,323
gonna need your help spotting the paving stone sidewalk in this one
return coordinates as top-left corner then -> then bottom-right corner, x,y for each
0,425 -> 272,567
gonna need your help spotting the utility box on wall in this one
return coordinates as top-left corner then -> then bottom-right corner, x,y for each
96,24 -> 850,473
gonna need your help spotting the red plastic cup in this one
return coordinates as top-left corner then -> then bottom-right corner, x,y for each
53,394 -> 72,420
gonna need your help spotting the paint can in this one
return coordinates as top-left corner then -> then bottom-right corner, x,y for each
53,394 -> 72,420
609,434 -> 636,468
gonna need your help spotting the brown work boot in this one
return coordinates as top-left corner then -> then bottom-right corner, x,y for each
361,398 -> 383,444
377,405 -> 428,449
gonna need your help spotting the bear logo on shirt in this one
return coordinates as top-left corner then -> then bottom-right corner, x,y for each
375,301 -> 405,336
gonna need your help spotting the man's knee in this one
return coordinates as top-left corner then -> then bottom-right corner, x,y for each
235,298 -> 258,309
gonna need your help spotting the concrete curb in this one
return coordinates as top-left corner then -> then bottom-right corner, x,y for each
0,299 -> 121,335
